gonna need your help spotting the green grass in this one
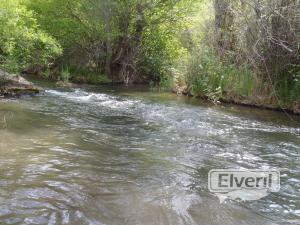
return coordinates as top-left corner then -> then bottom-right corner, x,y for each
183,48 -> 256,102
60,66 -> 70,83
277,72 -> 300,106
86,72 -> 111,84
174,47 -> 300,109
66,65 -> 111,84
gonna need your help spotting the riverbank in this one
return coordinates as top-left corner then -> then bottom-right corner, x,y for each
172,85 -> 300,115
4,70 -> 299,116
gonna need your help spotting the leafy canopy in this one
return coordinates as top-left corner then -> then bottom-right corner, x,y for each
0,0 -> 62,72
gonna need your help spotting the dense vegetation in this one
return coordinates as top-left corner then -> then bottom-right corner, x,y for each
179,0 -> 300,110
0,0 -> 299,111
0,0 -> 62,73
23,0 -> 190,84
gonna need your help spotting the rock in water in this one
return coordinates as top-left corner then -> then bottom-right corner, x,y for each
0,69 -> 41,97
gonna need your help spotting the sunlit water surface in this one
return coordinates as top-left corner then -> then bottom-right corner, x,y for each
0,84 -> 299,225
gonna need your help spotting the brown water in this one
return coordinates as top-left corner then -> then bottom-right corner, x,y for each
0,85 -> 299,225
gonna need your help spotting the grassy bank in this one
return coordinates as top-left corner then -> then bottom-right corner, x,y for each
169,47 -> 300,114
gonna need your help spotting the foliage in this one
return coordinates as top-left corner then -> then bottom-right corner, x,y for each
172,0 -> 300,108
60,66 -> 70,83
0,0 -> 298,110
24,0 -> 194,83
184,47 -> 256,102
0,0 -> 62,73
86,73 -> 111,85
277,67 -> 300,105
64,65 -> 111,84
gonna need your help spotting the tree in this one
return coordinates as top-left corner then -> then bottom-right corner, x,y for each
214,0 -> 235,56
0,0 -> 62,73
25,0 -> 193,84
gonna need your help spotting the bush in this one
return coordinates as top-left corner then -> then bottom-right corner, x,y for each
64,65 -> 111,84
180,47 -> 256,102
60,66 -> 70,83
86,73 -> 111,84
0,0 -> 62,73
277,67 -> 300,106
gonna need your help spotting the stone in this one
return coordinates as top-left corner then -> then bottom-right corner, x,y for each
0,69 -> 41,97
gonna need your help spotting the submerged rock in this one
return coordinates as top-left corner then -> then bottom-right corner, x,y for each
0,69 -> 41,97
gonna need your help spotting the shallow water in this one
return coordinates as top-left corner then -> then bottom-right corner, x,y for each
0,85 -> 299,225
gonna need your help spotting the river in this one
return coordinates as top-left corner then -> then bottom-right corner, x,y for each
0,84 -> 299,225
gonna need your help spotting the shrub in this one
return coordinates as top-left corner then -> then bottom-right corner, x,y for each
60,66 -> 70,83
0,0 -> 62,73
180,47 -> 256,102
86,73 -> 111,84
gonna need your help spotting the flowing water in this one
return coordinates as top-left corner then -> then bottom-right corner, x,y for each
0,84 -> 299,225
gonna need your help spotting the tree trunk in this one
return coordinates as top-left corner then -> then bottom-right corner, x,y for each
104,9 -> 112,77
119,3 -> 145,84
214,0 -> 235,56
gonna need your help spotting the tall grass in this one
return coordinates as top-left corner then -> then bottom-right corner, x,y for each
59,65 -> 111,84
173,46 -> 300,108
182,48 -> 256,102
277,70 -> 300,106
60,66 -> 70,83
